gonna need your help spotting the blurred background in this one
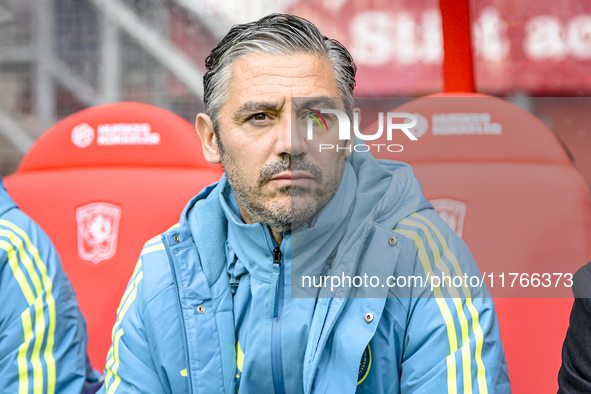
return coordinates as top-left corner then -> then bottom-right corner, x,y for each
1,0 -> 590,180
2,3 -> 590,391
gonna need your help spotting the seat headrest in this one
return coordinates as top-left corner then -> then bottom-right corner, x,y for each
18,102 -> 218,172
366,93 -> 570,164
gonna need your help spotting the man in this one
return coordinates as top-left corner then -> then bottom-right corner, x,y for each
100,14 -> 510,393
559,262 -> 591,392
0,176 -> 101,393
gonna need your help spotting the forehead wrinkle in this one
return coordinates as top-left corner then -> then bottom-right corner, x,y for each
234,54 -> 333,79
232,98 -> 286,119
293,97 -> 337,111
242,73 -> 327,80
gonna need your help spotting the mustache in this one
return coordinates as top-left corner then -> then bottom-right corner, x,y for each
258,155 -> 323,186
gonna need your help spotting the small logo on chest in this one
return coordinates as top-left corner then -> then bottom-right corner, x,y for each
357,344 -> 372,385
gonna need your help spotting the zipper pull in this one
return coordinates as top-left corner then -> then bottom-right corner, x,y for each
267,247 -> 282,319
273,247 -> 282,266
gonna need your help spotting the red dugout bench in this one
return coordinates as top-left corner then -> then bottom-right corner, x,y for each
4,102 -> 223,369
368,93 -> 591,392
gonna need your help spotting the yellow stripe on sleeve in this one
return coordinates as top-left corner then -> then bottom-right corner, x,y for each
141,243 -> 165,256
411,213 -> 488,394
394,228 -> 458,394
0,220 -> 57,394
106,329 -> 124,394
17,309 -> 33,394
104,259 -> 143,388
0,240 -> 35,304
0,221 -> 56,394
116,260 -> 142,316
401,218 -> 472,393
104,267 -> 144,394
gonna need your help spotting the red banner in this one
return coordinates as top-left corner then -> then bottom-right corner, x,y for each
171,0 -> 591,96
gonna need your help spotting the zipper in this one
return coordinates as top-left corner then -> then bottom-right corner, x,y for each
305,224 -> 374,393
270,244 -> 286,394
164,235 -> 194,394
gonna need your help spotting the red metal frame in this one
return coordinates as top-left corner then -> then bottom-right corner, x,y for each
440,0 -> 476,92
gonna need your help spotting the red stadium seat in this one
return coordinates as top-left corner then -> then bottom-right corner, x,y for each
367,93 -> 591,393
4,102 -> 223,370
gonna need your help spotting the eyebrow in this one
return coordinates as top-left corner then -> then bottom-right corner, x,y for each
233,101 -> 283,121
294,97 -> 338,111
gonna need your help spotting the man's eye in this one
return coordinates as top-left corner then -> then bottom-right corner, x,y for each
250,113 -> 268,121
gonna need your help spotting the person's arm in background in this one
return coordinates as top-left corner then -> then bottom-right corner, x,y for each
558,262 -> 591,393
0,195 -> 101,393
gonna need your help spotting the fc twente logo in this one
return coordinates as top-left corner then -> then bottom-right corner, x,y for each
431,198 -> 467,239
76,202 -> 122,264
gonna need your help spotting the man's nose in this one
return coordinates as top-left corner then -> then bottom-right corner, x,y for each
275,112 -> 308,157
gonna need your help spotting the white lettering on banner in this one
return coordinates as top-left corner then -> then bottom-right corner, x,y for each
473,7 -> 511,63
523,14 -> 591,61
350,9 -> 443,67
322,0 -> 348,13
524,16 -> 568,60
348,6 -> 591,66
431,113 -> 502,136
96,123 -> 161,146
567,15 -> 591,60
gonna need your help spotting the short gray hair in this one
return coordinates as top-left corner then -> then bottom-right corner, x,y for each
202,13 -> 357,134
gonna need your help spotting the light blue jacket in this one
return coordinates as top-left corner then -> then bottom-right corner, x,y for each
100,148 -> 510,394
0,178 -> 99,393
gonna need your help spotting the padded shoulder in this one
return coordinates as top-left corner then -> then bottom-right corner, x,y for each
137,235 -> 175,305
573,262 -> 591,298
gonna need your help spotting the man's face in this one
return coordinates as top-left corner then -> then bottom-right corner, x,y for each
211,53 -> 351,231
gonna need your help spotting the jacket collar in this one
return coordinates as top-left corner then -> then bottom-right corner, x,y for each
217,164 -> 357,285
219,176 -> 276,281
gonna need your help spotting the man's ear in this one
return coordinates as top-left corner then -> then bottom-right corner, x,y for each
195,113 -> 221,164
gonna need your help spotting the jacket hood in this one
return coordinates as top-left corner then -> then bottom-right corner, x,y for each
321,137 -> 432,277
345,137 -> 432,236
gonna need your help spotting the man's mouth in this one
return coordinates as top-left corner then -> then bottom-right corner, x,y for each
269,171 -> 314,185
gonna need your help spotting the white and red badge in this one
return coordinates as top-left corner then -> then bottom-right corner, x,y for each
76,202 -> 122,264
431,198 -> 467,239
71,123 -> 95,148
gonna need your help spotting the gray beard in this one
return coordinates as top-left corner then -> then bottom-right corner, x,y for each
219,146 -> 344,231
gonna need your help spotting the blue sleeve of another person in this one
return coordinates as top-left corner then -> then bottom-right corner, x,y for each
0,179 -> 101,393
